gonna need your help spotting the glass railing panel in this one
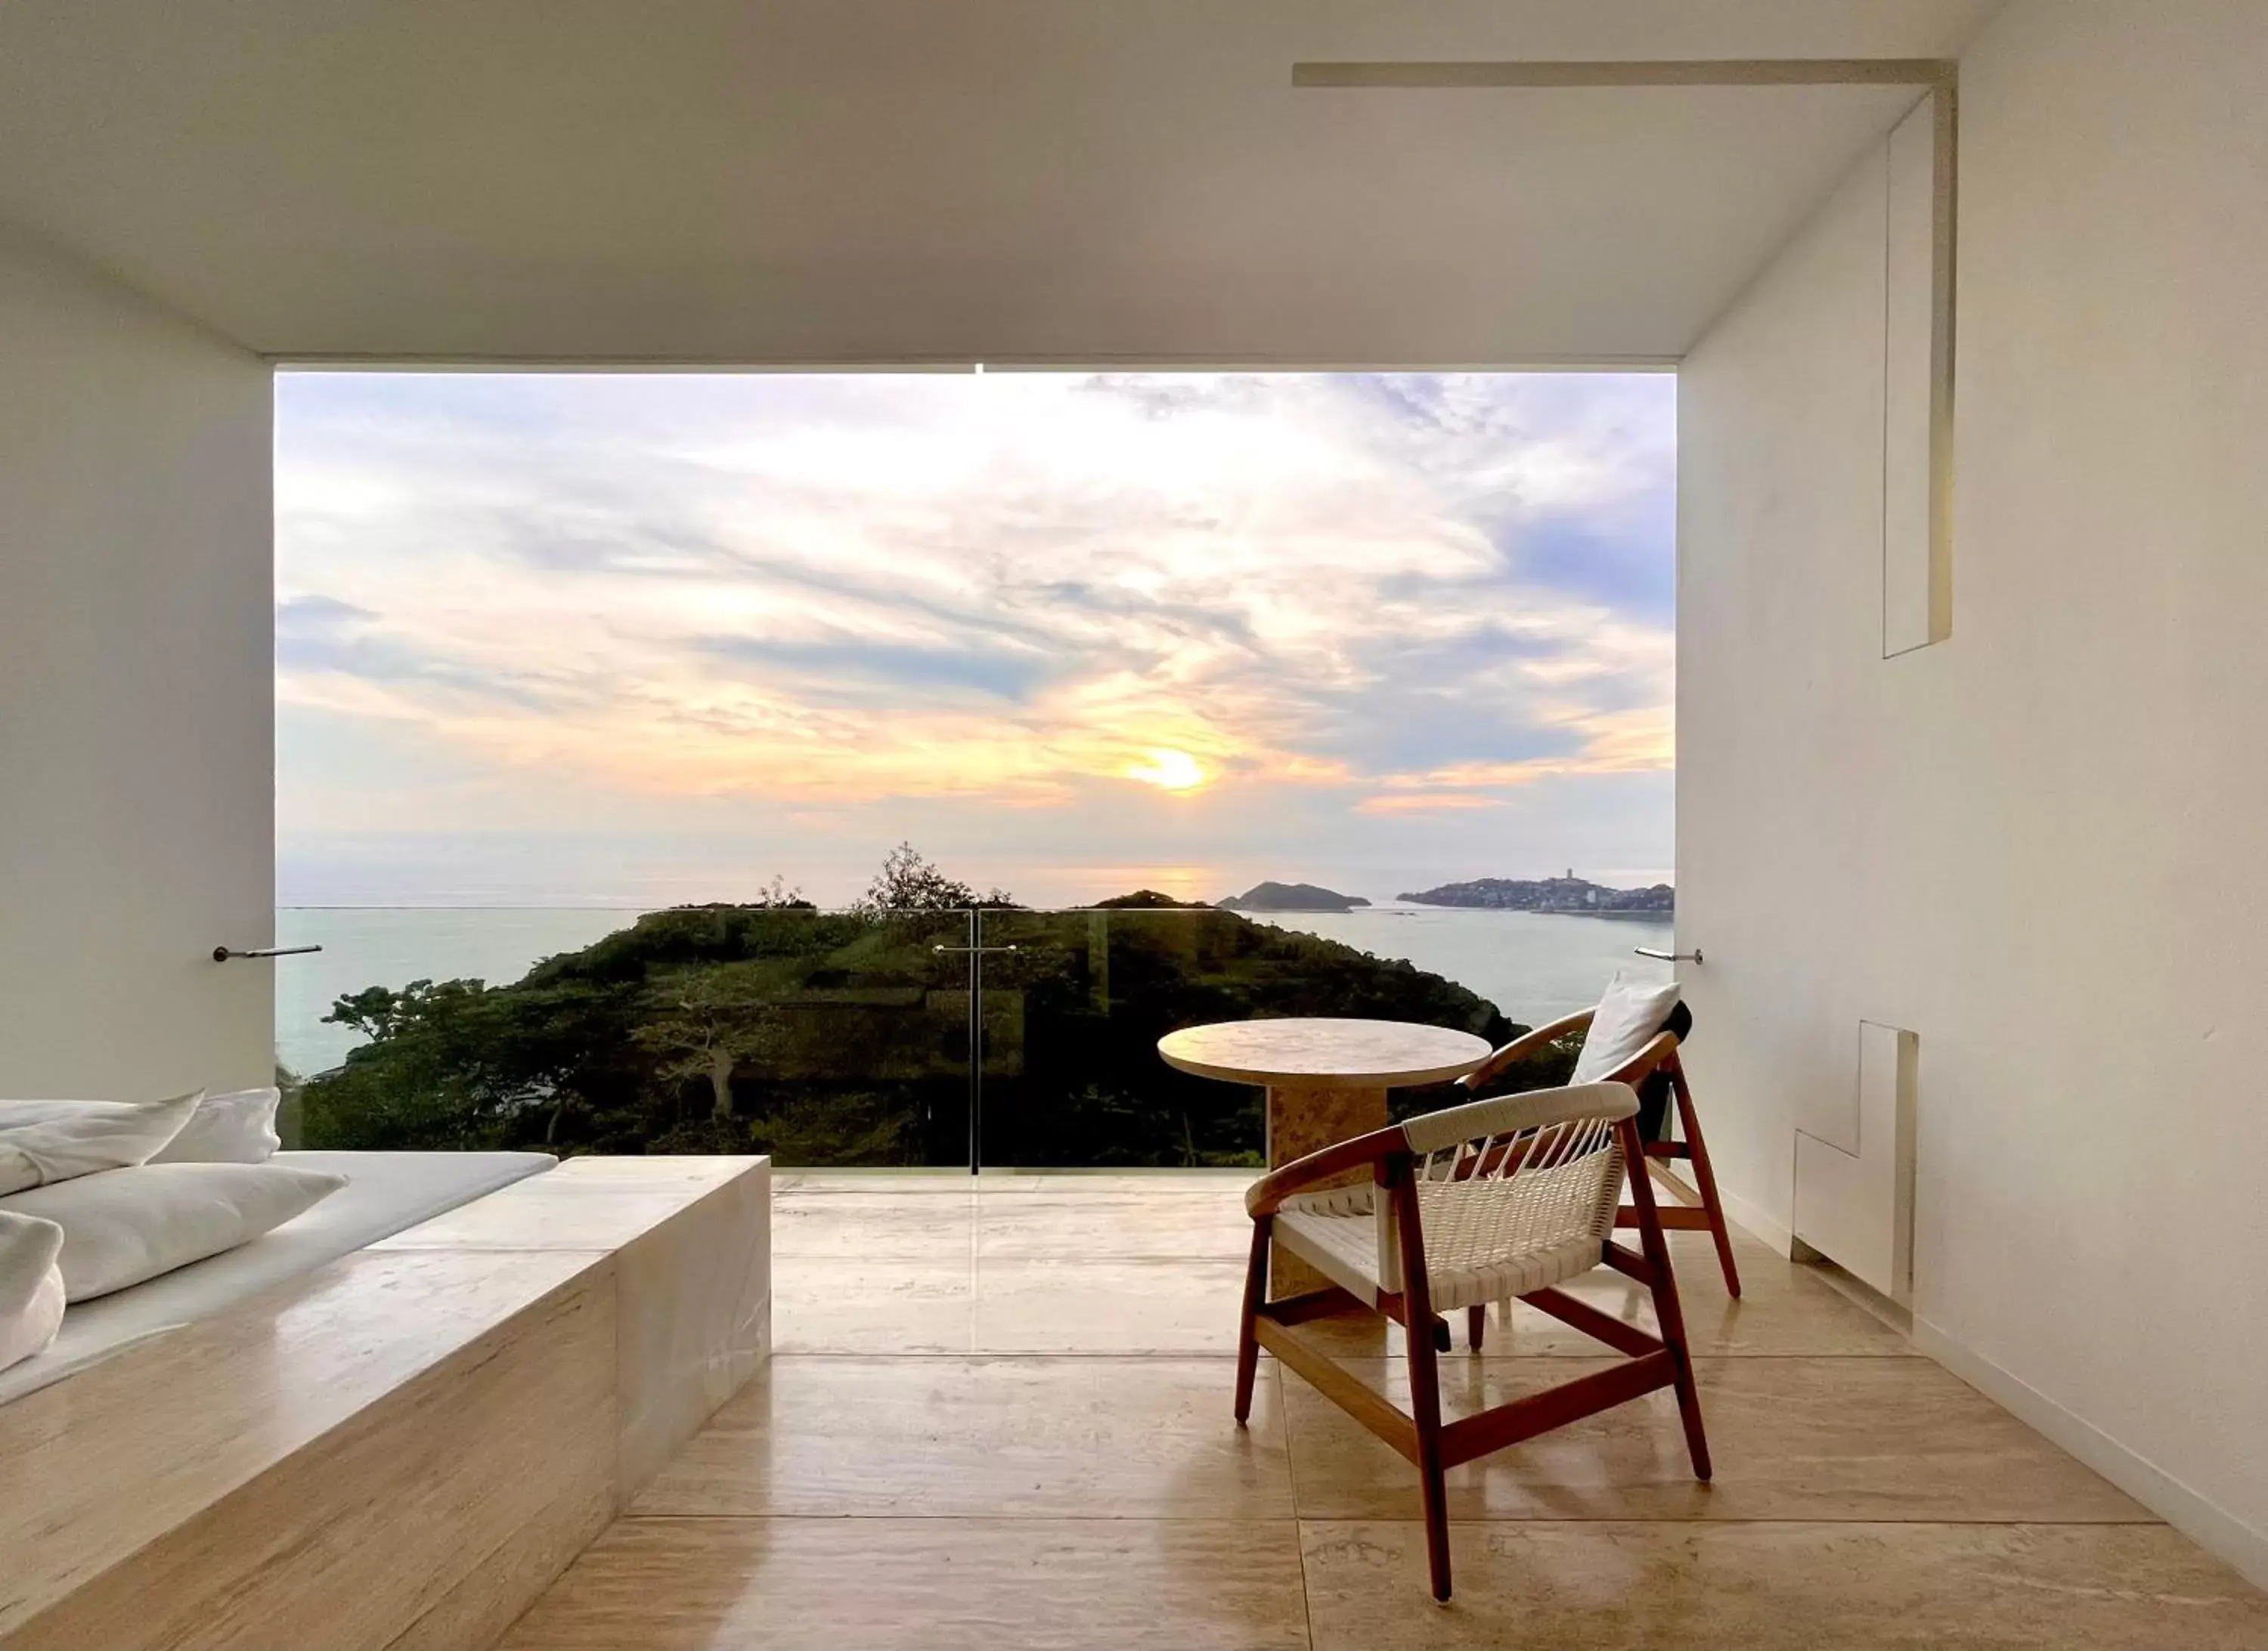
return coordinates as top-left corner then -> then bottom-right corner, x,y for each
971,903 -> 1681,1167
274,899 -> 1680,1170
970,906 -> 1265,1169
1233,905 -> 1675,1031
1238,904 -> 1678,1108
275,904 -> 974,1167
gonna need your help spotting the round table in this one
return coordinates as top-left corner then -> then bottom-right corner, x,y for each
1157,1017 -> 1494,1296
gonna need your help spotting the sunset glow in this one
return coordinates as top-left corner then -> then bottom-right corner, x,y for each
1125,748 -> 1207,791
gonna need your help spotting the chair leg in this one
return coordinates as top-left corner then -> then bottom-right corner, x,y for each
1621,1118 -> 1712,1481
1665,1335 -> 1712,1479
1669,1061 -> 1743,1299
1408,1333 -> 1453,1602
1391,1167 -> 1454,1602
1466,1303 -> 1486,1351
1235,1216 -> 1269,1426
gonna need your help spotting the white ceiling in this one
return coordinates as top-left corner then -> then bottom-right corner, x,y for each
0,1 -> 2000,364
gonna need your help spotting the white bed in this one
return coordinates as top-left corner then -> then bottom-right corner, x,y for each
0,1149 -> 554,1405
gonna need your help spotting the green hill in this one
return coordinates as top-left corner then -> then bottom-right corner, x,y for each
301,894 -> 1541,1168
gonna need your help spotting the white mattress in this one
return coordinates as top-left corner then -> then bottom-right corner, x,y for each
0,1149 -> 555,1405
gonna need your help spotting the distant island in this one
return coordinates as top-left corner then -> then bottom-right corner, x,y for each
1400,872 -> 1673,915
1217,880 -> 1372,912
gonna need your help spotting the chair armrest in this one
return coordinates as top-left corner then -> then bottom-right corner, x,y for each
1459,1008 -> 1594,1092
1601,1029 -> 1681,1087
1245,1124 -> 1409,1218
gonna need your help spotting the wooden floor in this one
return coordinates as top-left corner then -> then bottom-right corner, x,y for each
500,1172 -> 2268,1650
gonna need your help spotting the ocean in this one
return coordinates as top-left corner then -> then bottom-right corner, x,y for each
272,903 -> 1675,1077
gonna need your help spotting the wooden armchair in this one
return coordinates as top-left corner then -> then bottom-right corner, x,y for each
1458,1004 -> 1743,1306
1235,1076 -> 1710,1601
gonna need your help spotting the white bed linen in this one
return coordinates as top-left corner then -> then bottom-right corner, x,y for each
0,1149 -> 553,1405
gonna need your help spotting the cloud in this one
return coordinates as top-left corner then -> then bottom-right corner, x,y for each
275,370 -> 1675,895
696,633 -> 1062,707
276,593 -> 375,629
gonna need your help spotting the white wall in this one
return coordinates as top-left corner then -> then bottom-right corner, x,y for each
0,221 -> 274,1100
1678,0 -> 2268,1583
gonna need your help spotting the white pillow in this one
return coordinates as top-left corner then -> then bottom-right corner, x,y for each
152,1086 -> 284,1165
1571,971 -> 1686,1083
0,1162 -> 346,1301
0,1210 -> 67,1371
0,1091 -> 203,1197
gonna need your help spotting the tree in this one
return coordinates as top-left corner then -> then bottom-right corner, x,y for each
745,875 -> 813,909
856,842 -> 1016,912
303,978 -> 534,1149
634,961 -> 795,1120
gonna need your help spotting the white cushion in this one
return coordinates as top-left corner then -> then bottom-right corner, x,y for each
0,1211 -> 67,1371
1570,972 -> 1685,1083
2,1270 -> 66,1375
0,1163 -> 346,1301
152,1086 -> 283,1165
0,1091 -> 203,1197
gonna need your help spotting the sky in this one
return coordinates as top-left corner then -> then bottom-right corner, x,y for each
274,370 -> 1675,909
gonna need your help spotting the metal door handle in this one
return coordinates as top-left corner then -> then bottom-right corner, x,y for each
212,944 -> 324,962
1634,946 -> 1703,964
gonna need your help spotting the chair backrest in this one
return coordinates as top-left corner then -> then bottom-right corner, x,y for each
1393,1082 -> 1637,1285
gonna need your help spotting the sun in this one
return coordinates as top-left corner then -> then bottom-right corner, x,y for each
1124,748 -> 1207,791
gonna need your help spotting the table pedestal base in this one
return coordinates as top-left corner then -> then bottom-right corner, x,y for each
1265,1083 -> 1387,1300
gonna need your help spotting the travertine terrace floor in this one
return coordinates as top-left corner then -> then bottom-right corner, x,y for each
501,1172 -> 2268,1649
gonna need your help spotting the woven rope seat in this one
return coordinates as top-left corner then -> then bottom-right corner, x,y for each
1274,1092 -> 1625,1314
